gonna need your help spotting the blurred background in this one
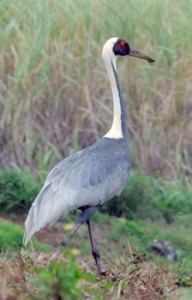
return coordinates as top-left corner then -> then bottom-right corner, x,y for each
0,0 -> 192,298
1,0 -> 192,179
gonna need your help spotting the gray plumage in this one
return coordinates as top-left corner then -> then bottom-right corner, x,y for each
24,37 -> 154,274
24,137 -> 130,245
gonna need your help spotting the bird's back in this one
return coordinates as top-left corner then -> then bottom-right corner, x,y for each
24,137 -> 130,245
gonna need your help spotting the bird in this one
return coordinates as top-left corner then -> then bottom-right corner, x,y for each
23,37 -> 154,275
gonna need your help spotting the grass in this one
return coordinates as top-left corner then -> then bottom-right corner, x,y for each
0,168 -> 192,298
0,217 -> 192,300
0,220 -> 24,251
1,168 -> 192,223
0,168 -> 41,213
0,220 -> 51,252
0,0 -> 192,180
36,251 -> 95,300
0,250 -> 177,299
103,170 -> 192,225
1,1 -> 192,298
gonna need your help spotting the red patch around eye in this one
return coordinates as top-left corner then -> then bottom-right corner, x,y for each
117,39 -> 127,52
113,39 -> 130,56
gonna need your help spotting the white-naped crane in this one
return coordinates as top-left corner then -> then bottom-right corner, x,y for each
24,37 -> 154,275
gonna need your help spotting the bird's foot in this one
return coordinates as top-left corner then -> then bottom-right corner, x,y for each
100,270 -> 109,276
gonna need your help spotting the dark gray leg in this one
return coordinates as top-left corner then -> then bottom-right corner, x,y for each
61,206 -> 98,246
86,219 -> 102,276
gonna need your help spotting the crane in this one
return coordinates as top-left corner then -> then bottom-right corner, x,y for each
24,37 -> 154,275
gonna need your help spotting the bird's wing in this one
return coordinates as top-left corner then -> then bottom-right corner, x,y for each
44,142 -> 129,195
24,139 -> 130,245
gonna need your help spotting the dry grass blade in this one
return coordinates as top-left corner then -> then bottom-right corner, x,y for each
0,0 -> 191,179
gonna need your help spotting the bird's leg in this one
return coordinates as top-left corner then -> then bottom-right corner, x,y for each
61,222 -> 82,246
86,219 -> 102,276
61,206 -> 98,246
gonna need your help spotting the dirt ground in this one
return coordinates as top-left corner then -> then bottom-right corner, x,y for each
0,214 -> 185,299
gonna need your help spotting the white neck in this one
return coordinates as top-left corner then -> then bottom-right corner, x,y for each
103,58 -> 123,139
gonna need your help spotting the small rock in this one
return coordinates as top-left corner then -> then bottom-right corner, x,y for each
151,239 -> 180,262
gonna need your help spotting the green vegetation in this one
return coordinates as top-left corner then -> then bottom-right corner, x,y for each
1,168 -> 192,259
0,226 -> 188,299
1,0 -> 192,180
2,169 -> 191,265
0,220 -> 24,251
106,171 -> 192,222
0,168 -> 192,297
0,220 -> 51,252
36,251 -> 93,300
1,168 -> 192,224
1,0 -> 192,298
107,217 -> 192,261
0,169 -> 41,213
1,168 -> 192,262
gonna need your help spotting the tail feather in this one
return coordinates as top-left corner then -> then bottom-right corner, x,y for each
23,183 -> 53,246
23,182 -> 70,246
23,207 -> 35,246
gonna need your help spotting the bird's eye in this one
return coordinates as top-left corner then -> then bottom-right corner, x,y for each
113,39 -> 130,56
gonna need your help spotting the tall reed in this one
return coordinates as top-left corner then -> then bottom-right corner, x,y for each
0,0 -> 192,180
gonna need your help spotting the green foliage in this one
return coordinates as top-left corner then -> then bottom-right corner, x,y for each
107,218 -> 156,253
175,259 -> 192,288
0,0 -> 192,179
0,220 -> 24,250
36,251 -> 93,300
106,172 -> 154,218
105,171 -> 192,223
0,169 -> 41,213
151,180 -> 192,223
92,210 -> 110,224
101,215 -> 192,262
0,220 -> 51,252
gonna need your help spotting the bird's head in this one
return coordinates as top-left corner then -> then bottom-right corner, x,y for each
102,37 -> 155,64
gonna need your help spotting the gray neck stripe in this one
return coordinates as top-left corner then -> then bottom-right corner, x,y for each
111,60 -> 128,138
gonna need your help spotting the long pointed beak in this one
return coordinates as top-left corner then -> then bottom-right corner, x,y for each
129,48 -> 155,63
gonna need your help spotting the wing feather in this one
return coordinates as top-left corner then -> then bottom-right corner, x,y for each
24,138 -> 130,245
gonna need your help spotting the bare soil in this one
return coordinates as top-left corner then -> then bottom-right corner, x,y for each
1,213 -> 185,299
